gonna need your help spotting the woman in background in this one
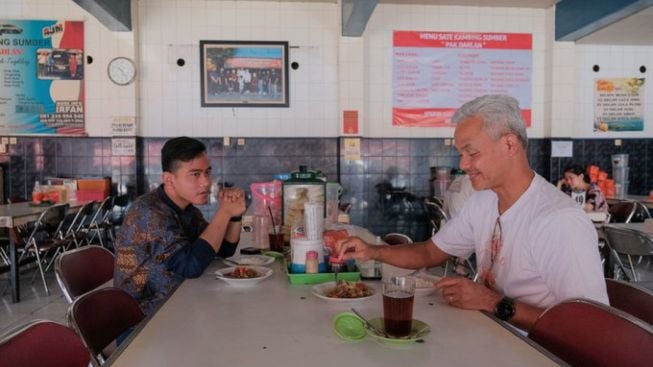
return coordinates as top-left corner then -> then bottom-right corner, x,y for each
557,164 -> 609,213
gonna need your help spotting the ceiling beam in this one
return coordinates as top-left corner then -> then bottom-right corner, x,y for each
555,0 -> 653,41
342,0 -> 378,37
73,0 -> 132,32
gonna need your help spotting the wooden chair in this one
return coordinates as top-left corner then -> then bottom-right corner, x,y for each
0,319 -> 91,367
529,299 -> 653,367
606,278 -> 653,325
68,287 -> 145,366
55,245 -> 115,303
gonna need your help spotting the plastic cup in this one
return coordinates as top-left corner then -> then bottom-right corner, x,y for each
382,277 -> 415,337
303,202 -> 324,240
268,225 -> 284,252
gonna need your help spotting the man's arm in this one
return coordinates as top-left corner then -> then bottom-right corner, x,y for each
200,187 -> 246,251
337,237 -> 451,269
435,277 -> 544,331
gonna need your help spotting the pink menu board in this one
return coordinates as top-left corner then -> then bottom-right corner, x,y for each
392,31 -> 532,127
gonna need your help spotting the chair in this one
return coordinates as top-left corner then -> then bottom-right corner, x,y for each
603,226 -> 653,281
528,299 -> 653,367
606,278 -> 653,325
609,201 -> 651,223
0,319 -> 91,367
83,196 -> 113,247
59,200 -> 96,249
383,233 -> 413,246
55,245 -> 115,303
16,203 -> 70,295
423,197 -> 449,234
68,287 -> 146,366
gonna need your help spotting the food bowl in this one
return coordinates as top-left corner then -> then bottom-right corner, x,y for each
215,266 -> 273,287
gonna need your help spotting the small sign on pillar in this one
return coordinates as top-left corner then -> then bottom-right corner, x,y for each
343,110 -> 359,135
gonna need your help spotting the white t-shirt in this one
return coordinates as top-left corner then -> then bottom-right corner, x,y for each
433,173 -> 608,308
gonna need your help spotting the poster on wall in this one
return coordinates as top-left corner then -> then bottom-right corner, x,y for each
392,31 -> 532,127
199,41 -> 289,107
0,19 -> 85,135
594,78 -> 644,132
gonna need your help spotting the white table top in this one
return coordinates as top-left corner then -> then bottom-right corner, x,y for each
108,249 -> 560,366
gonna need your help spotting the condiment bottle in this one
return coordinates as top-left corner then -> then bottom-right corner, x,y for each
305,250 -> 319,274
32,181 -> 43,204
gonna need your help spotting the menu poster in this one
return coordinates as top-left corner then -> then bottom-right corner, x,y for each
392,31 -> 532,127
0,20 -> 85,135
594,78 -> 645,132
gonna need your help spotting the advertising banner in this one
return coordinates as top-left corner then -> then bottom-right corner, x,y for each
0,19 -> 85,135
392,31 -> 532,127
594,78 -> 644,132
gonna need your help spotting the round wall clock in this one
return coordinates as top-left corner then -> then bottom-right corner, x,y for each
107,57 -> 136,85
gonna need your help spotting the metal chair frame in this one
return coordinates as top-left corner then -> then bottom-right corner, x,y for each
68,287 -> 145,366
529,298 -> 653,366
55,245 -> 115,303
0,319 -> 91,367
16,203 -> 69,295
603,226 -> 653,282
84,196 -> 113,247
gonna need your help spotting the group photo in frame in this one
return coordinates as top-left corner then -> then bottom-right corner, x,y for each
200,40 -> 289,107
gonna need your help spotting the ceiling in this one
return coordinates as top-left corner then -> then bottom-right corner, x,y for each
576,5 -> 653,45
180,0 -> 653,45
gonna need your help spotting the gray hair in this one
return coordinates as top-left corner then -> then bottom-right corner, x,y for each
451,94 -> 528,149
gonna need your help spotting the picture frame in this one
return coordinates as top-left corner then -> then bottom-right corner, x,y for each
200,40 -> 289,107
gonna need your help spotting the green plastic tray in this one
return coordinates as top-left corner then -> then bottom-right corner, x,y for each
284,259 -> 360,285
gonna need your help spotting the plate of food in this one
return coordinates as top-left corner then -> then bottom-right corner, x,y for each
223,254 -> 275,267
406,274 -> 441,295
312,281 -> 376,302
215,266 -> 273,286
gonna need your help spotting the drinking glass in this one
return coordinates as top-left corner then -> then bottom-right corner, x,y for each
382,276 -> 416,337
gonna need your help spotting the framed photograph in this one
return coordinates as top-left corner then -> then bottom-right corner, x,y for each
200,40 -> 289,107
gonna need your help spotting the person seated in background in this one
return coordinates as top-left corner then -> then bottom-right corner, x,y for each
115,137 -> 246,315
557,164 -> 609,214
335,95 -> 607,332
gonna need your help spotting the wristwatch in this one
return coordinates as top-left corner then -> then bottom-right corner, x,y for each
229,216 -> 242,222
495,296 -> 515,321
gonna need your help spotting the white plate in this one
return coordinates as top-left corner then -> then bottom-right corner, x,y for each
223,254 -> 275,267
215,266 -> 273,287
407,274 -> 441,296
311,281 -> 376,303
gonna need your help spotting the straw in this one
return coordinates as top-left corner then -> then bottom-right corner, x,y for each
268,206 -> 277,235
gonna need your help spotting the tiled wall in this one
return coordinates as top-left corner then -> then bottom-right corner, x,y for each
5,136 -> 651,241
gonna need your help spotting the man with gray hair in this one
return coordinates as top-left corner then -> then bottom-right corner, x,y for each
335,95 -> 607,331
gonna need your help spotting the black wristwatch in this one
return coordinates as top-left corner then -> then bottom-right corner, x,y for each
229,216 -> 242,222
495,296 -> 515,321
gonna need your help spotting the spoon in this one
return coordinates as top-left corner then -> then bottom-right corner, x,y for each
350,308 -> 390,338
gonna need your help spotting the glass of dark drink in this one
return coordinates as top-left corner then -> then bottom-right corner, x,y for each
268,226 -> 284,252
382,276 -> 416,337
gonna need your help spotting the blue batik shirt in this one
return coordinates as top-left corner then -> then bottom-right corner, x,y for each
114,185 -> 237,315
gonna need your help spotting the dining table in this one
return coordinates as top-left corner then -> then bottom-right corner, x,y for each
106,234 -> 563,367
0,199 -> 89,303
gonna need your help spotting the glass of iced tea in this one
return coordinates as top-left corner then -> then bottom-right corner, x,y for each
382,276 -> 416,337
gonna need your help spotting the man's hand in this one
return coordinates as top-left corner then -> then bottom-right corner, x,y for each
217,187 -> 246,218
334,236 -> 378,262
435,277 -> 502,312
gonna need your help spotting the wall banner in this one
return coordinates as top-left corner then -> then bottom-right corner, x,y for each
0,20 -> 85,135
594,78 -> 644,132
392,31 -> 532,127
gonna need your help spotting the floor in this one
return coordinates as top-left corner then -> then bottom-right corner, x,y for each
1,269 -> 69,335
1,256 -> 652,337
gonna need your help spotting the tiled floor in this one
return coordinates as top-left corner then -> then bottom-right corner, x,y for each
1,257 -> 652,337
1,270 -> 69,335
